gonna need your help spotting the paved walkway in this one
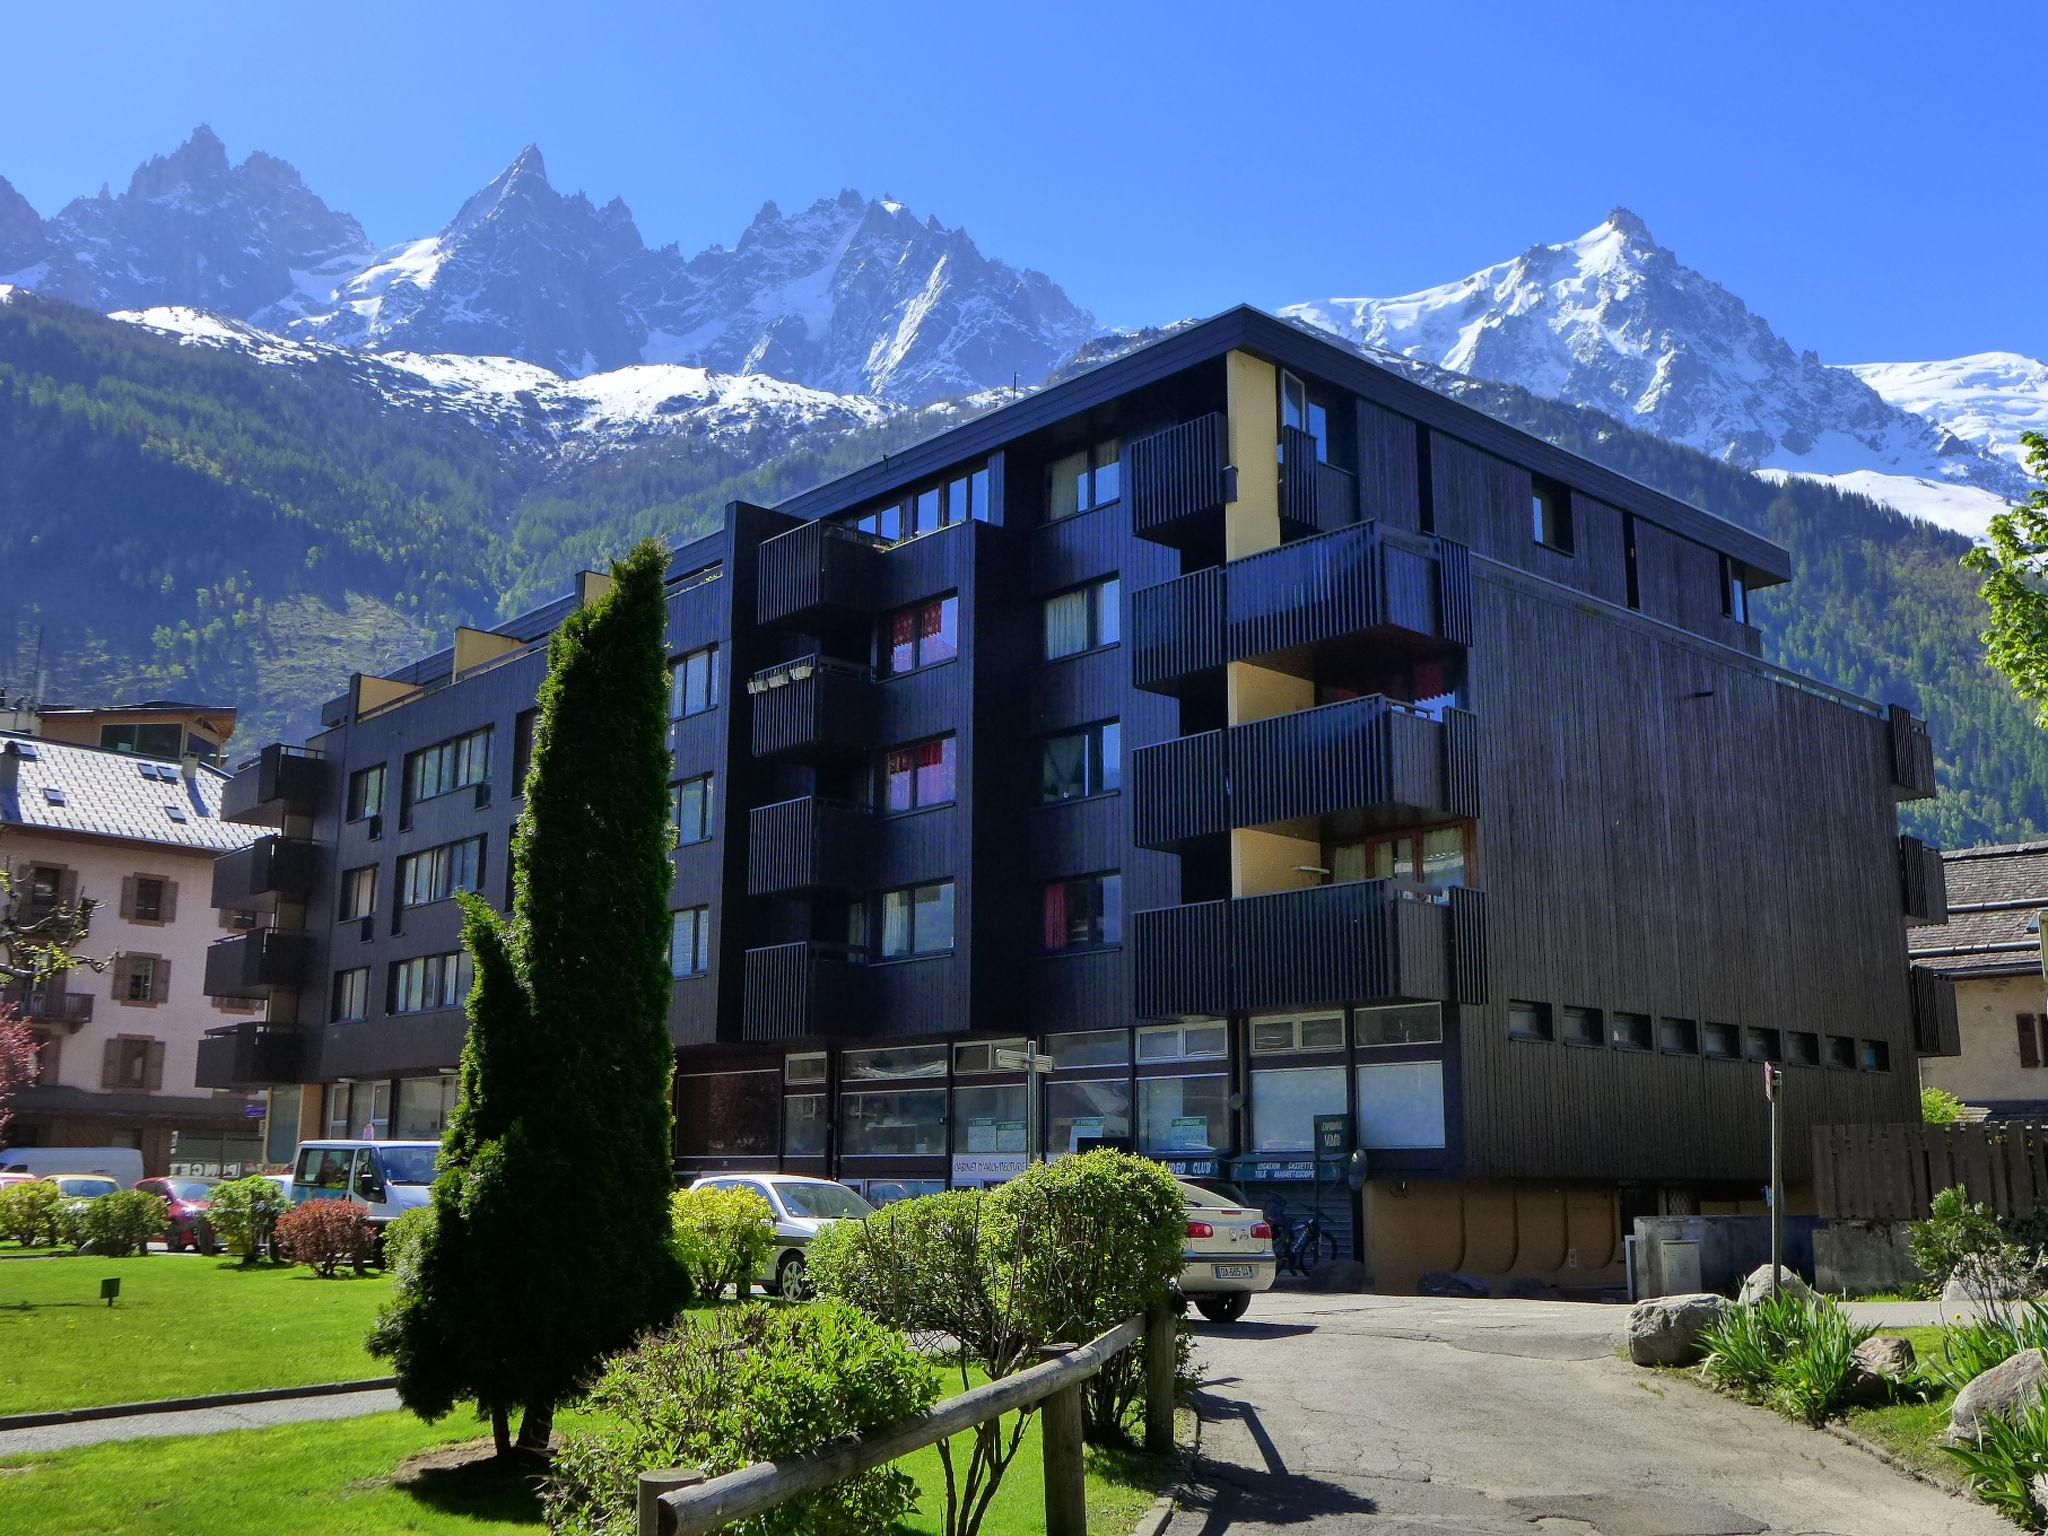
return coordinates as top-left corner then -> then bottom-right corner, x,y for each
1170,1292 -> 2008,1535
0,1386 -> 400,1456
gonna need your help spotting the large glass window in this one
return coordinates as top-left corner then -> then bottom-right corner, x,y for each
671,907 -> 711,977
1046,1079 -> 1131,1158
332,967 -> 369,1022
346,764 -> 386,822
880,596 -> 959,676
1049,1029 -> 1128,1069
841,1088 -> 947,1156
785,1095 -> 827,1156
389,951 -> 471,1013
878,881 -> 954,958
1139,1075 -> 1229,1154
674,774 -> 715,845
406,729 -> 491,805
1280,370 -> 1330,460
1250,1065 -> 1346,1152
1042,873 -> 1120,950
1039,721 -> 1119,803
397,837 -> 483,909
675,1071 -> 779,1157
843,1044 -> 947,1081
1356,1062 -> 1446,1150
339,865 -> 378,921
880,736 -> 955,813
1047,439 -> 1121,520
953,1084 -> 1028,1154
848,466 -> 991,541
1042,577 -> 1119,660
1327,824 -> 1470,892
1355,1003 -> 1442,1047
394,1075 -> 458,1140
671,647 -> 719,719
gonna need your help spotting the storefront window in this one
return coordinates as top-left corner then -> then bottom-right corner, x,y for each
1139,1075 -> 1229,1153
841,1088 -> 947,1156
1355,1003 -> 1443,1047
842,1044 -> 947,1081
265,1085 -> 301,1165
1356,1062 -> 1446,1149
1048,1029 -> 1128,1068
327,1080 -> 391,1140
394,1075 -> 457,1140
1249,1066 -> 1345,1152
785,1094 -> 827,1156
168,1131 -> 265,1177
952,1084 -> 1028,1154
1045,1079 -> 1131,1157
786,1052 -> 828,1085
675,1071 -> 780,1157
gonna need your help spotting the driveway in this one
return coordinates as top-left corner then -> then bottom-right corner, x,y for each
1171,1291 -> 2007,1536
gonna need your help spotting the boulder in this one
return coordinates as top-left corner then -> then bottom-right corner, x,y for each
1949,1348 -> 2048,1440
1501,1276 -> 1560,1301
1943,1270 -> 2030,1306
1842,1334 -> 1917,1406
1417,1271 -> 1490,1299
1736,1264 -> 1814,1305
1627,1292 -> 1734,1367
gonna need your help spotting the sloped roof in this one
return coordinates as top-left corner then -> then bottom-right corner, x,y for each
1910,840 -> 2048,978
0,732 -> 259,854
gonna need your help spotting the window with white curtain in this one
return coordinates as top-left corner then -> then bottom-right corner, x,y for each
1043,577 -> 1119,660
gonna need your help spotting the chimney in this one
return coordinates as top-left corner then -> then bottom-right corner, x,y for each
0,740 -> 19,795
181,751 -> 200,783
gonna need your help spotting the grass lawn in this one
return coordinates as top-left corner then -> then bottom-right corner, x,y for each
0,1255 -> 393,1415
0,1406 -> 1182,1535
1839,1325 -> 1962,1485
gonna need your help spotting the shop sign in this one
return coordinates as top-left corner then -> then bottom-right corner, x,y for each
951,1153 -> 1027,1187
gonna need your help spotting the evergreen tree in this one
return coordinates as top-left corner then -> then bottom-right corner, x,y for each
370,537 -> 684,1459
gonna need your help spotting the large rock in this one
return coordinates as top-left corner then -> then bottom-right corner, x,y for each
1736,1264 -> 1814,1305
1943,1270 -> 2030,1305
1627,1293 -> 1734,1366
1417,1271 -> 1490,1299
1949,1348 -> 2048,1440
1843,1334 -> 1917,1406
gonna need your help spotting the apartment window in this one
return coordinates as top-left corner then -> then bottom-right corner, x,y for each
1532,477 -> 1573,553
398,837 -> 484,909
1043,578 -> 1119,660
2021,1014 -> 2046,1069
1786,1031 -> 1821,1067
1610,1012 -> 1653,1051
880,595 -> 960,676
671,646 -> 719,718
389,951 -> 471,1013
1356,1002 -> 1443,1047
118,954 -> 165,1004
105,1035 -> 160,1091
1721,556 -> 1750,624
880,736 -> 955,813
1745,1026 -> 1783,1063
1040,721 -> 1120,803
1042,873 -> 1120,950
878,881 -> 954,958
1826,1034 -> 1857,1069
1508,1000 -> 1552,1041
332,967 -> 370,1022
1328,823 -> 1471,893
346,764 -> 386,822
339,865 -> 378,920
1859,1039 -> 1892,1073
512,708 -> 538,795
671,907 -> 711,978
406,728 -> 491,805
1702,1022 -> 1740,1059
1280,370 -> 1330,459
1250,1011 -> 1347,1055
674,775 -> 715,845
1660,1017 -> 1700,1055
1560,1007 -> 1602,1047
1051,1029 -> 1130,1069
101,721 -> 183,757
848,465 -> 991,541
1047,439 -> 1122,520
1137,1020 -> 1228,1063
24,864 -> 64,915
130,877 -> 167,922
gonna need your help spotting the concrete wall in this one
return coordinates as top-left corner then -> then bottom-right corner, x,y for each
1812,1220 -> 1924,1296
1632,1214 -> 1825,1298
1923,972 -> 2047,1105
1365,1178 -> 1625,1294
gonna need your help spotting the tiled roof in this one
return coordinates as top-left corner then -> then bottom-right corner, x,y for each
0,732 -> 259,853
1910,841 -> 2048,978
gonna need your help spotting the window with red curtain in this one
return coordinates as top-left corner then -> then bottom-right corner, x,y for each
1042,882 -> 1070,951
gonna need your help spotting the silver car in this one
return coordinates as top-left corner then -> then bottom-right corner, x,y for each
689,1173 -> 876,1298
1175,1178 -> 1277,1323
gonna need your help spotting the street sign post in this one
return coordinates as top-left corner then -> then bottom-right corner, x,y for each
995,1044 -> 1055,1165
1764,1062 -> 1784,1296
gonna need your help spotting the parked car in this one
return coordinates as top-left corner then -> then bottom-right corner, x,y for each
0,1145 -> 146,1186
134,1176 -> 221,1253
288,1141 -> 438,1229
689,1173 -> 875,1298
1175,1177 -> 1277,1324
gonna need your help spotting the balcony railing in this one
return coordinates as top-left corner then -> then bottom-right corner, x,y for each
1132,880 -> 1486,1018
749,655 -> 875,759
203,928 -> 312,997
756,520 -> 887,628
194,1022 -> 303,1089
1899,835 -> 1948,926
1889,705 -> 1936,802
747,797 -> 873,895
741,941 -> 869,1042
1910,965 -> 1958,1057
0,983 -> 93,1026
210,834 -> 319,911
220,743 -> 325,827
1278,425 -> 1357,536
1128,414 -> 1232,547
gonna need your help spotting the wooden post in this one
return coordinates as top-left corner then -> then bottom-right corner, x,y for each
1144,1297 -> 1177,1455
638,1468 -> 704,1536
1041,1379 -> 1088,1536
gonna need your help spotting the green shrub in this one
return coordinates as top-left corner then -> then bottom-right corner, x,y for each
1922,1086 -> 1970,1124
543,1301 -> 938,1536
670,1184 -> 774,1301
0,1178 -> 64,1246
206,1175 -> 290,1262
71,1189 -> 168,1257
1943,1385 -> 2048,1526
1698,1292 -> 1876,1425
275,1199 -> 376,1276
1931,1300 -> 2048,1392
1908,1185 -> 2037,1299
382,1204 -> 436,1274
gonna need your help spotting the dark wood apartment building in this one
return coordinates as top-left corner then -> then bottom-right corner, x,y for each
196,308 -> 1956,1291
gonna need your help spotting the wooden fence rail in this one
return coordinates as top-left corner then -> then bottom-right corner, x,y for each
638,1301 -> 1178,1536
1813,1122 -> 2048,1221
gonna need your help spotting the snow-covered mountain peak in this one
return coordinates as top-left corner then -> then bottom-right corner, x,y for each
1846,353 -> 2048,473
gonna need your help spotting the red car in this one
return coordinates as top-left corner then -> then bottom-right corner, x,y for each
135,1177 -> 221,1253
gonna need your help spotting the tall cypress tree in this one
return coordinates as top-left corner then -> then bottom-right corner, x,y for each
371,537 -> 684,1457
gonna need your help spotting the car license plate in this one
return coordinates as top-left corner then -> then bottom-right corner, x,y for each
1212,1263 -> 1255,1279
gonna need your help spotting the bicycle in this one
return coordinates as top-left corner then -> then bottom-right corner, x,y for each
1266,1199 -> 1339,1278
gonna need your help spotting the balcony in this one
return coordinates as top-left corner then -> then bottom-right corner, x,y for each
1131,698 -> 1481,850
1889,705 -> 1936,802
1278,425 -> 1357,537
1911,964 -> 1958,1057
1132,521 -> 1473,694
210,834 -> 319,912
1899,835 -> 1947,926
194,1022 -> 303,1089
749,656 -> 874,760
1128,413 -> 1233,549
747,797 -> 873,895
741,941 -> 869,1042
203,928 -> 312,997
220,743 -> 325,826
1132,880 -> 1486,1018
0,983 -> 92,1027
756,520 -> 886,629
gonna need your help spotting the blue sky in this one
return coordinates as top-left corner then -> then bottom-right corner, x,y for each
3,0 -> 2040,363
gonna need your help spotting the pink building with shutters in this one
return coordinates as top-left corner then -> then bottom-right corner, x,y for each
0,724 -> 263,1175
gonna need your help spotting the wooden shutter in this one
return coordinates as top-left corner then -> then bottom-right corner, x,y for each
150,957 -> 171,1005
119,876 -> 137,920
56,867 -> 77,909
143,1040 -> 165,1092
160,880 -> 178,924
100,1037 -> 121,1088
2022,1016 -> 2041,1070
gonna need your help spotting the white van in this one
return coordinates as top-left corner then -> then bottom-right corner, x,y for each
289,1140 -> 438,1227
0,1145 -> 146,1187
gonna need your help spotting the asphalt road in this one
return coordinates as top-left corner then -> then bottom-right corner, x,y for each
1170,1291 -> 2009,1536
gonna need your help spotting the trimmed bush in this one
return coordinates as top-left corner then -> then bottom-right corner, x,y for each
1698,1291 -> 1877,1424
206,1175 -> 290,1262
1909,1185 -> 2037,1298
543,1301 -> 938,1536
70,1189 -> 168,1257
382,1203 -> 436,1274
276,1199 -> 376,1276
670,1183 -> 774,1301
0,1177 -> 64,1246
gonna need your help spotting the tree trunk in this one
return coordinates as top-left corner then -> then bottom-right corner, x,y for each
517,1398 -> 554,1454
491,1405 -> 512,1460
